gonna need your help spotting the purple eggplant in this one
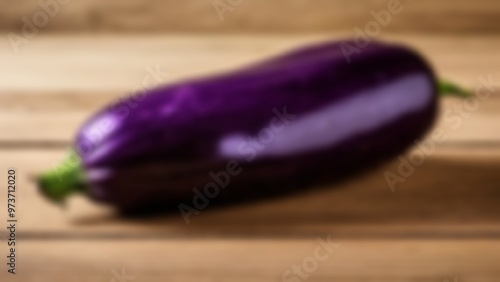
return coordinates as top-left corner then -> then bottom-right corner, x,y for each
38,39 -> 465,214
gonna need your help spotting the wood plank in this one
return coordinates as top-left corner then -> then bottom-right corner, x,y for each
1,239 -> 499,281
1,96 -> 500,144
1,35 -> 499,92
0,35 -> 499,143
1,0 -> 500,33
2,148 -> 500,238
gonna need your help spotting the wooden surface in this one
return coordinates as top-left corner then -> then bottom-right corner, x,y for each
1,0 -> 500,33
0,34 -> 500,281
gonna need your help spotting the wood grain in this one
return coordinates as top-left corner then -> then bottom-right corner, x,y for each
1,34 -> 499,92
1,0 -> 500,33
0,35 -> 499,143
1,239 -> 499,281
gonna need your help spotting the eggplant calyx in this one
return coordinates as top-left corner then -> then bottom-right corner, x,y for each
38,150 -> 89,204
438,80 -> 472,98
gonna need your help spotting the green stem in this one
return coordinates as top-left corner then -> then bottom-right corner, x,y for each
38,150 -> 89,204
439,80 -> 472,98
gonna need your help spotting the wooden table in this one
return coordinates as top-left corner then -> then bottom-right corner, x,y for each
0,34 -> 499,281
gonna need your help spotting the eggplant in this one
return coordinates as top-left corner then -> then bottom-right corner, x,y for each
39,39 -> 463,216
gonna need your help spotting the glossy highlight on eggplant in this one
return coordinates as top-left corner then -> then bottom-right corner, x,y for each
39,39 -> 445,213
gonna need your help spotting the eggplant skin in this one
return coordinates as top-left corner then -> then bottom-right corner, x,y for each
76,39 -> 437,212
